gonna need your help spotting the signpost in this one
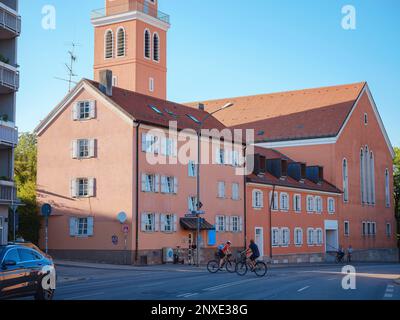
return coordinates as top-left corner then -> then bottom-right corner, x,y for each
41,204 -> 52,254
117,212 -> 128,265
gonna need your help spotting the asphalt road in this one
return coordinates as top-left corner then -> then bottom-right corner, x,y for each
45,263 -> 400,300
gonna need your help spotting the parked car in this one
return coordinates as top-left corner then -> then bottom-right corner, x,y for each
0,244 -> 56,300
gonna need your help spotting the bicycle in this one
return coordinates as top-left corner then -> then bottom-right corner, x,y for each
235,251 -> 267,277
207,253 -> 236,273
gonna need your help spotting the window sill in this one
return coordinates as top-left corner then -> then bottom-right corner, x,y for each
280,209 -> 289,213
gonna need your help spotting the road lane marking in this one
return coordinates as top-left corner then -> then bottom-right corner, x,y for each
297,286 -> 310,292
64,292 -> 105,300
203,279 -> 258,292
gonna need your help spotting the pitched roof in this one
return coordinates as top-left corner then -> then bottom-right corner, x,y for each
86,80 -> 226,132
186,82 -> 366,142
248,146 -> 342,194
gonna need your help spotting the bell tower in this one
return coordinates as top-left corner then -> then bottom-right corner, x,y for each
92,0 -> 170,99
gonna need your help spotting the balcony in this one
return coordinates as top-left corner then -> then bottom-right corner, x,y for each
0,2 -> 21,39
91,0 -> 170,25
0,180 -> 17,205
0,61 -> 19,93
0,121 -> 17,146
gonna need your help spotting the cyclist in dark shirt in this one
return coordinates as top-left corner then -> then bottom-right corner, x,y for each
246,239 -> 260,270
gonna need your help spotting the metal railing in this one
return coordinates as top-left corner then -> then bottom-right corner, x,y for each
0,122 -> 18,145
0,62 -> 19,91
91,0 -> 170,24
0,4 -> 21,35
0,183 -> 17,203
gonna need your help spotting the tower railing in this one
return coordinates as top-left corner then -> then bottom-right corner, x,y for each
91,0 -> 170,24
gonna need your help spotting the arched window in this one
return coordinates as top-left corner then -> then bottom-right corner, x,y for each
144,29 -> 151,59
153,33 -> 160,62
116,27 -> 126,57
105,30 -> 114,59
364,146 -> 370,204
385,168 -> 390,207
343,158 -> 349,202
360,149 -> 365,203
370,152 -> 375,204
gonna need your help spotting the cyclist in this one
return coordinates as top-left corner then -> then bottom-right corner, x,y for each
245,239 -> 260,270
218,241 -> 232,269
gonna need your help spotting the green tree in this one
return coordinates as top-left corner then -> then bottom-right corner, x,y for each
11,132 -> 41,244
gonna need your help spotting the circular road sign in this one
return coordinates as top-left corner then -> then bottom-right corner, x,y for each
41,203 -> 52,217
117,212 -> 127,224
122,225 -> 129,234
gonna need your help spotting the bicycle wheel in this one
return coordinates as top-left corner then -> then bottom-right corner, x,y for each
235,261 -> 248,276
225,260 -> 236,273
207,260 -> 220,273
254,261 -> 267,277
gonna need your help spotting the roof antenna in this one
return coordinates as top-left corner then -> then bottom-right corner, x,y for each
54,41 -> 80,92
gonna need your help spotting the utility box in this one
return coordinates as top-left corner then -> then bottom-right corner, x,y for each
162,247 -> 174,263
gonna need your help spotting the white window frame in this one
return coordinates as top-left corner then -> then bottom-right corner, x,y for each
142,133 -> 160,154
231,216 -> 240,233
142,173 -> 158,193
188,161 -> 197,177
271,228 -> 280,247
307,228 -> 314,246
328,197 -> 335,213
316,228 -> 323,246
252,190 -> 263,209
306,195 -> 314,213
143,213 -> 156,232
269,191 -> 278,211
188,196 -> 198,212
160,214 -> 176,233
315,196 -> 322,214
281,228 -> 290,247
294,194 -> 301,213
294,228 -> 303,246
218,181 -> 226,199
232,183 -> 240,201
104,29 -> 114,59
161,176 -> 177,194
216,215 -> 226,232
78,178 -> 89,197
344,221 -> 350,237
149,77 -> 154,92
280,193 -> 289,212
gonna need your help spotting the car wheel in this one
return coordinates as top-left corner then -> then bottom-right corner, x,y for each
35,288 -> 55,301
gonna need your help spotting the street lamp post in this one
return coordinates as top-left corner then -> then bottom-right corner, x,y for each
195,102 -> 234,267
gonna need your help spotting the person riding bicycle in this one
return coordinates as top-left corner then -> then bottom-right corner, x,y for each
245,239 -> 260,270
218,241 -> 232,268
337,245 -> 345,262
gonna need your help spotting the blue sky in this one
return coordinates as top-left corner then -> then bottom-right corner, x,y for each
18,0 -> 400,146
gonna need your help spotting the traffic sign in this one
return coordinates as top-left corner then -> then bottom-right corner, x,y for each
41,203 -> 52,217
117,212 -> 127,224
122,224 -> 129,234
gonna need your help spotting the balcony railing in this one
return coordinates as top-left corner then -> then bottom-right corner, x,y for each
0,122 -> 18,146
91,0 -> 170,25
0,2 -> 21,36
0,181 -> 17,204
0,61 -> 19,91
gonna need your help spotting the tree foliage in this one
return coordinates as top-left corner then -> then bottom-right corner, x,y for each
11,133 -> 41,244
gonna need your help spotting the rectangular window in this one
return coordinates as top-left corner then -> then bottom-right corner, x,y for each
253,190 -> 263,208
78,139 -> 89,158
294,228 -> 303,246
161,214 -> 176,233
70,217 -> 94,237
362,222 -> 367,236
144,213 -> 155,232
216,216 -> 225,232
307,196 -> 314,213
74,101 -> 95,120
232,150 -> 240,167
218,182 -> 226,198
161,176 -> 177,194
344,221 -> 350,236
78,178 -> 89,197
280,193 -> 289,211
328,198 -> 335,213
315,196 -> 322,213
386,223 -> 391,237
188,196 -> 198,212
188,161 -> 197,177
307,228 -> 314,246
272,228 -> 280,247
371,222 -> 376,236
316,229 -> 323,245
142,133 -> 160,154
231,216 -> 239,233
149,78 -> 154,92
270,191 -> 278,210
77,218 -> 88,236
232,183 -> 240,200
294,195 -> 301,212
143,174 -> 157,193
281,228 -> 290,246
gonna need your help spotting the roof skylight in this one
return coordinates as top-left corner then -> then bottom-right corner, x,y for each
149,105 -> 163,115
186,114 -> 201,124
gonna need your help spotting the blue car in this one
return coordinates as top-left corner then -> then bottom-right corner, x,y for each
0,244 -> 56,300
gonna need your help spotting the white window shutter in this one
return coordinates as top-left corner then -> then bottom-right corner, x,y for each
71,179 -> 77,198
89,101 -> 96,119
72,103 -> 79,120
155,175 -> 160,193
173,177 -> 178,194
252,191 -> 257,207
215,216 -> 220,231
226,150 -> 232,166
88,178 -> 96,197
154,214 -> 159,232
141,214 -> 147,232
173,215 -> 178,232
215,148 -> 221,164
225,216 -> 230,232
89,139 -> 96,158
172,139 -> 177,157
239,217 -> 243,232
141,133 -> 147,152
69,218 -> 77,236
71,140 -> 78,159
141,174 -> 147,192
160,176 -> 166,193
160,214 -> 165,232
188,197 -> 192,212
278,229 -> 283,246
161,137 -> 167,155
87,217 -> 94,236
